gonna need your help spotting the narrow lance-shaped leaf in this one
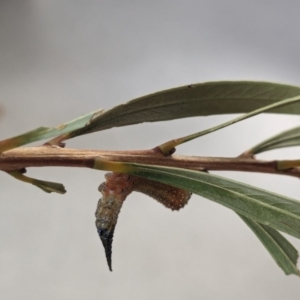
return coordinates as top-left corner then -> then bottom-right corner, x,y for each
51,81 -> 300,143
8,170 -> 66,194
159,94 -> 300,154
244,126 -> 300,155
2,82 -> 300,150
94,161 -> 300,240
94,160 -> 300,275
94,160 -> 299,276
0,109 -> 103,153
239,214 -> 300,276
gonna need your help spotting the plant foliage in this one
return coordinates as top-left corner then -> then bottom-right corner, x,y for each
2,81 -> 300,276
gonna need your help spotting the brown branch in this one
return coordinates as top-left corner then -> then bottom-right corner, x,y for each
0,146 -> 300,179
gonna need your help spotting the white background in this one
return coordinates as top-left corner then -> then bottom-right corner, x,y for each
1,1 -> 300,299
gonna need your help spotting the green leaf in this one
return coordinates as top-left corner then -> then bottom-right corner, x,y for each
239,214 -> 299,276
94,159 -> 300,275
94,159 -> 300,276
60,81 -> 300,141
8,170 -> 66,194
246,126 -> 300,155
3,81 -> 300,150
116,163 -> 300,239
159,94 -> 300,153
0,109 -> 103,153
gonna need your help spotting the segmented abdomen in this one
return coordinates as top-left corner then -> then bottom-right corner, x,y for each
95,173 -> 135,271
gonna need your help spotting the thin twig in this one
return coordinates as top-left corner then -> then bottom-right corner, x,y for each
0,146 -> 300,179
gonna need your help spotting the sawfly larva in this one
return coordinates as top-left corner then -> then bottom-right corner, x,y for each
95,172 -> 192,271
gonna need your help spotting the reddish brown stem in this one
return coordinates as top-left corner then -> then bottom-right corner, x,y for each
0,146 -> 300,179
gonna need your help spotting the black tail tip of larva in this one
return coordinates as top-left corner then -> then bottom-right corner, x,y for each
97,227 -> 115,272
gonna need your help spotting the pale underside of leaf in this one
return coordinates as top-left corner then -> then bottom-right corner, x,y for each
239,214 -> 299,276
93,159 -> 300,276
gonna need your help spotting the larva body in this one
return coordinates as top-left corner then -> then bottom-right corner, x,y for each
95,172 -> 192,271
133,177 -> 192,211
